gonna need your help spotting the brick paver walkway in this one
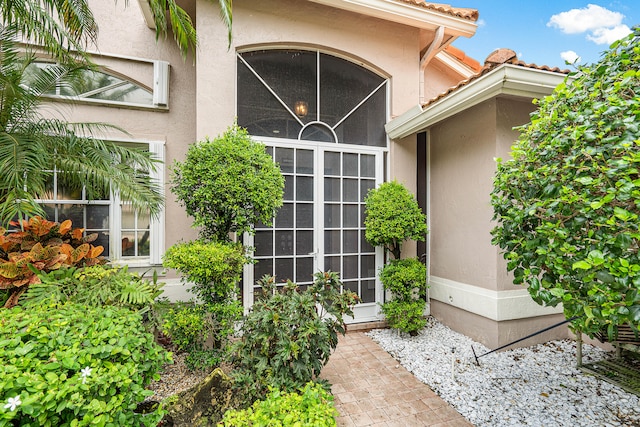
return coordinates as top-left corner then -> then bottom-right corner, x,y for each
321,332 -> 473,427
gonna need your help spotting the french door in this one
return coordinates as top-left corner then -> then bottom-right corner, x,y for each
243,139 -> 385,323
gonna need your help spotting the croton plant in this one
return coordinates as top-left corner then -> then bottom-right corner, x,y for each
0,216 -> 105,307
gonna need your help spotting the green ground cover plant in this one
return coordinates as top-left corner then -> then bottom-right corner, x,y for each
218,382 -> 337,427
0,303 -> 170,426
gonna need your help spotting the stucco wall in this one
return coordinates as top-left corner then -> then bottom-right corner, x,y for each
71,1 -> 200,256
429,99 -> 498,290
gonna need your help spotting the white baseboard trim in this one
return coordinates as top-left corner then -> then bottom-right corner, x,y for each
429,276 -> 563,321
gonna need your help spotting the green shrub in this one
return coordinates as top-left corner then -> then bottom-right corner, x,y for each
379,258 -> 427,300
163,240 -> 245,306
160,301 -> 240,371
170,124 -> 284,242
491,27 -> 640,336
364,181 -> 427,260
379,258 -> 427,335
230,272 -> 358,404
0,303 -> 171,426
380,299 -> 427,335
219,382 -> 337,427
21,265 -> 163,315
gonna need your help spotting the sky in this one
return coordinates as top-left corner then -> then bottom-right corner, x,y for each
451,1 -> 637,69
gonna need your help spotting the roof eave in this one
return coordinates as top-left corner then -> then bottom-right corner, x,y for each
386,64 -> 570,139
307,0 -> 477,37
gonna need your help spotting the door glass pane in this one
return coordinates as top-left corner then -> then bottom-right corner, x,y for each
296,176 -> 314,201
254,231 -> 273,256
297,150 -> 314,174
343,179 -> 358,202
296,203 -> 313,228
296,257 -> 314,283
343,154 -> 358,177
324,204 -> 340,228
283,176 -> 294,199
361,154 -> 375,178
296,231 -> 313,255
343,204 -> 358,228
276,148 -> 294,173
275,203 -> 293,228
275,258 -> 293,282
324,152 -> 340,175
360,180 -> 375,202
343,256 -> 358,279
343,230 -> 358,253
325,230 -> 340,254
361,255 -> 375,278
361,280 -> 376,303
324,178 -> 340,201
325,256 -> 341,273
255,258 -> 273,281
275,230 -> 294,255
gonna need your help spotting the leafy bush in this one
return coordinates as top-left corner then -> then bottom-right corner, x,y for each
379,258 -> 427,300
380,299 -> 427,335
160,301 -> 239,371
0,216 -> 105,307
21,265 -> 163,315
219,382 -> 337,427
379,258 -> 427,335
170,124 -> 284,242
0,303 -> 170,426
230,272 -> 358,404
162,240 -> 244,363
364,181 -> 427,260
163,240 -> 245,305
491,27 -> 640,337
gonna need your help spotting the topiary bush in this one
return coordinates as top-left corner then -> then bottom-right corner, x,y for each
0,303 -> 170,426
379,258 -> 427,335
162,240 -> 244,361
219,382 -> 338,427
491,27 -> 640,337
229,272 -> 358,405
364,181 -> 427,260
163,240 -> 246,306
170,124 -> 284,242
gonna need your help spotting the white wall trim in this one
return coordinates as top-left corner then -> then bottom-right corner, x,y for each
386,64 -> 569,139
429,275 -> 563,321
307,0 -> 477,37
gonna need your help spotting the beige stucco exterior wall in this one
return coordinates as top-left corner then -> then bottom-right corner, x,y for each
70,1 -> 199,254
427,96 -> 569,348
429,99 -> 498,289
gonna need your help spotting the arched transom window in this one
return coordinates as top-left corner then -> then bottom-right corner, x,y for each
237,50 -> 387,146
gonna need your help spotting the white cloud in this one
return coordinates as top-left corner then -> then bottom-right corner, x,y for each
547,4 -> 623,34
547,4 -> 631,46
587,24 -> 632,44
477,18 -> 486,27
560,50 -> 581,64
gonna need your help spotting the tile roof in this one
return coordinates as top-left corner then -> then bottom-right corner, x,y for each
443,45 -> 482,72
394,1 -> 479,21
423,48 -> 571,107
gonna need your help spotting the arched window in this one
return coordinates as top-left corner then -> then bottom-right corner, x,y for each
26,62 -> 154,107
237,50 -> 387,146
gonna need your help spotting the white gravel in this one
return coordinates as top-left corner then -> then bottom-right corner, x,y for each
367,317 -> 640,427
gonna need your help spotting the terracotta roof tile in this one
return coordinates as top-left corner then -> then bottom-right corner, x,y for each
443,45 -> 482,72
423,48 -> 571,107
394,0 -> 479,21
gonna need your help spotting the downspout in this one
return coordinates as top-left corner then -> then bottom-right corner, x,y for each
419,26 -> 444,104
